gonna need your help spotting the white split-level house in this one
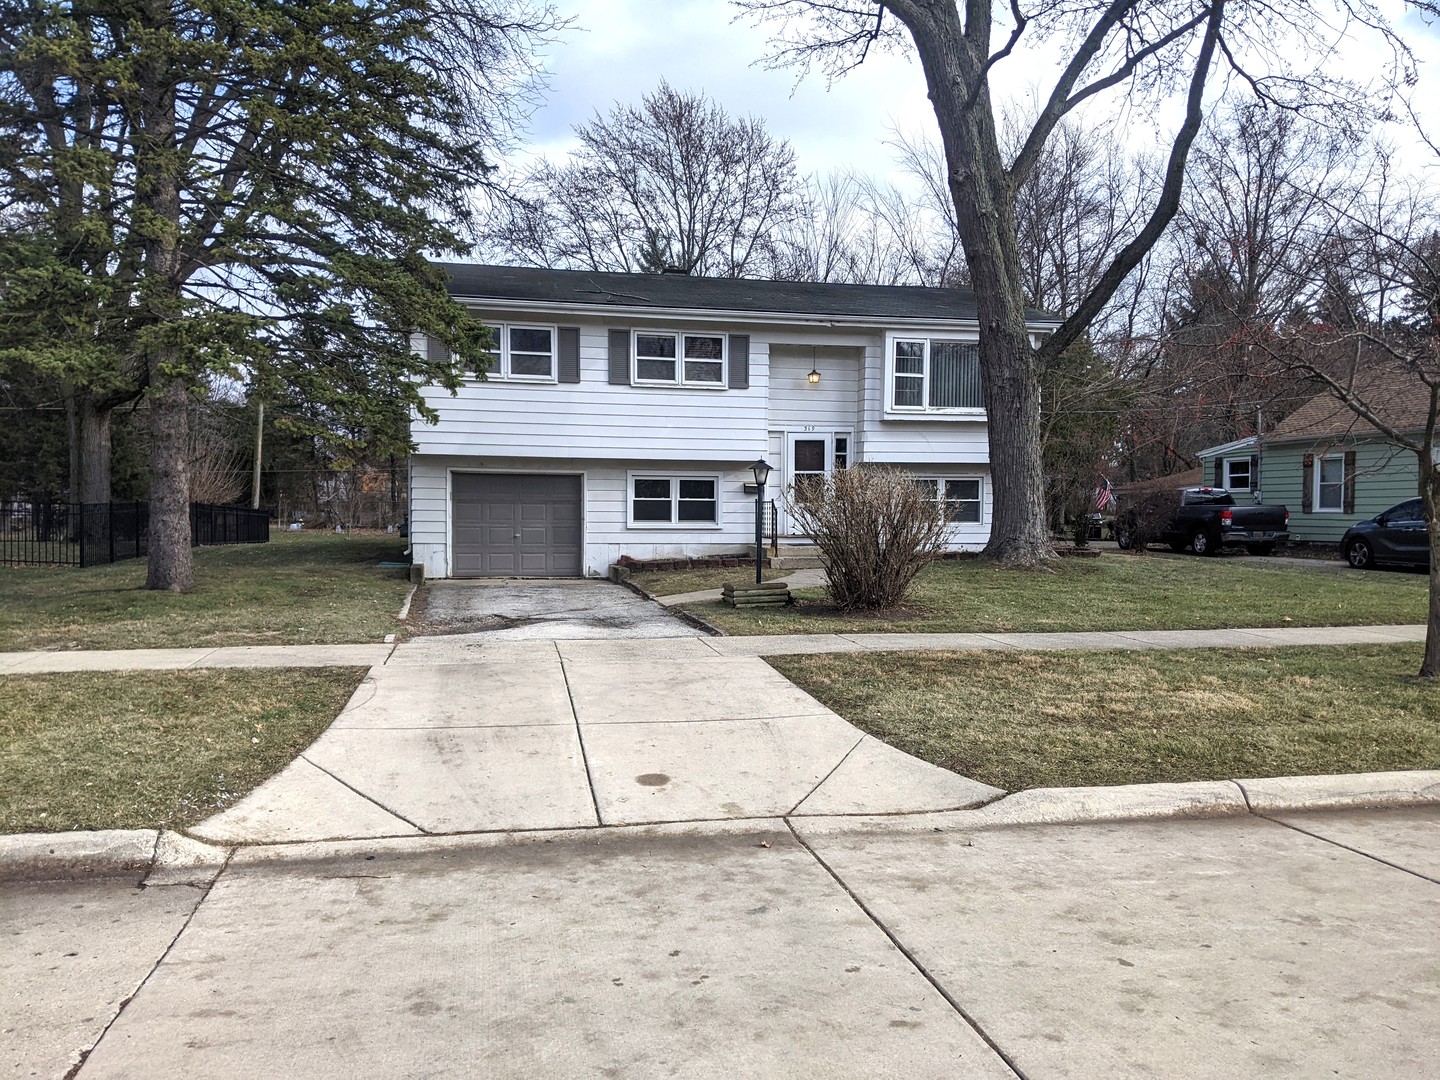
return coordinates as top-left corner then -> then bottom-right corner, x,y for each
408,264 -> 1060,579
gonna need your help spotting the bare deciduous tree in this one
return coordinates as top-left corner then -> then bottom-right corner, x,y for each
488,81 -> 805,276
737,0 -> 1426,567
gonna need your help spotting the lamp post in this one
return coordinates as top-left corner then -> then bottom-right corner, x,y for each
750,457 -> 772,585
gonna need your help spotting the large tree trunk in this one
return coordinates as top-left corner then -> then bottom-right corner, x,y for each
911,11 -> 1054,567
137,0 -> 192,591
75,394 -> 112,504
145,372 -> 193,590
1421,458 -> 1440,677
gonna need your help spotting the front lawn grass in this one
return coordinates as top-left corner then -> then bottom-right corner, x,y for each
771,643 -> 1440,790
684,553 -> 1427,635
0,532 -> 411,651
0,667 -> 364,832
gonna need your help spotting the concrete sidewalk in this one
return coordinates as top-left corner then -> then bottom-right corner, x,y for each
8,807 -> 1439,1078
2,622 -> 1426,673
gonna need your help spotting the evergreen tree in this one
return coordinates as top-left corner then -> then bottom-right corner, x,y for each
0,0 -> 557,588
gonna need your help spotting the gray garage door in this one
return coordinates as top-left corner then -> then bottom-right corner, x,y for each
451,473 -> 583,578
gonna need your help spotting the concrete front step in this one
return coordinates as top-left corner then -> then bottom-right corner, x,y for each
766,544 -> 825,570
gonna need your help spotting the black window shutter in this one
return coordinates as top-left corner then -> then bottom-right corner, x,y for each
728,334 -> 750,390
426,335 -> 449,362
1212,459 -> 1224,487
1248,454 -> 1259,489
608,329 -> 630,385
558,327 -> 580,383
1343,450 -> 1356,514
1301,454 -> 1314,514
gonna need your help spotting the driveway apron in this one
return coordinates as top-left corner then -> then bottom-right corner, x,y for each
192,582 -> 997,844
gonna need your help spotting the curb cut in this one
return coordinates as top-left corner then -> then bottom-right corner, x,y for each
0,829 -> 232,885
4,770 -> 1437,875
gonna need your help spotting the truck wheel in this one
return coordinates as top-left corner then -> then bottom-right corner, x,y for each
1190,529 -> 1216,556
1246,543 -> 1276,556
1115,530 -> 1133,551
1345,538 -> 1373,569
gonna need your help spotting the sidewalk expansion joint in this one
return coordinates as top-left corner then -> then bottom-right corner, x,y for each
786,735 -> 866,816
1254,813 -> 1440,886
299,755 -> 430,835
784,819 -> 1030,1080
65,845 -> 233,1079
559,659 -> 604,828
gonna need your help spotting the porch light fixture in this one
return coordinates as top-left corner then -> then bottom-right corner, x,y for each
750,458 -> 773,584
807,366 -> 821,384
807,346 -> 821,384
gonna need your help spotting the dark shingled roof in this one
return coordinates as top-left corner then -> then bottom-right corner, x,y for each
438,263 -> 1059,324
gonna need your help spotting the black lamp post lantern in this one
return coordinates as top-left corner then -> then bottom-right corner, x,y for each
750,457 -> 773,584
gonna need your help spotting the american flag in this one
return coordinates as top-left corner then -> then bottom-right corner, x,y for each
1094,477 -> 1116,511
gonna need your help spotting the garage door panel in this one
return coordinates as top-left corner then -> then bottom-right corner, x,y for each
452,473 -> 583,578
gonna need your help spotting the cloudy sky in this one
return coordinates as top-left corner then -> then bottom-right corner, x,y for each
508,0 -> 1439,183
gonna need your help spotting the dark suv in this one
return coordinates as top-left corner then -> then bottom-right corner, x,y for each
1341,498 -> 1430,569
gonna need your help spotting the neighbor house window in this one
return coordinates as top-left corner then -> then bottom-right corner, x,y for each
471,324 -> 556,381
1224,457 -> 1252,492
890,338 -> 983,411
913,476 -> 983,524
1315,455 -> 1345,511
629,475 -> 719,525
633,332 -> 726,387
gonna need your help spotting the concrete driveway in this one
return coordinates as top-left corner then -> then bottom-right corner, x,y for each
412,579 -> 705,640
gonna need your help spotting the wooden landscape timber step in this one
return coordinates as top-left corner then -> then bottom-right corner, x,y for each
722,580 -> 792,607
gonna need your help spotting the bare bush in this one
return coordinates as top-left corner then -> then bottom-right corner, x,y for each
786,466 -> 948,609
1114,490 -> 1179,553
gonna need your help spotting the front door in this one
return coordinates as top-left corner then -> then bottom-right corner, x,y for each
781,431 -> 850,534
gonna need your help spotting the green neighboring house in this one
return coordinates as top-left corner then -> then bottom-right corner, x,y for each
1197,377 -> 1429,546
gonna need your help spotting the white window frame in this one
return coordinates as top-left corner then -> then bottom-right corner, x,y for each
1223,457 -> 1252,492
1314,454 -> 1346,513
631,330 -> 728,389
914,475 -> 985,526
626,471 -> 723,529
886,334 -> 985,415
475,323 -> 558,383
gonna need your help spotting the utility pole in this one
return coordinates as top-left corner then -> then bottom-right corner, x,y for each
251,401 -> 264,510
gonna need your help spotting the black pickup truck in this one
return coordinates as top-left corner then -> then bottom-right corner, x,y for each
1117,487 -> 1290,556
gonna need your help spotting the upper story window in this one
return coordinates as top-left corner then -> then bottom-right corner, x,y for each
473,324 -> 556,381
633,331 -> 727,388
890,338 -> 984,412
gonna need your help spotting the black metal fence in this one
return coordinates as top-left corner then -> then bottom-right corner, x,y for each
1,500 -> 269,568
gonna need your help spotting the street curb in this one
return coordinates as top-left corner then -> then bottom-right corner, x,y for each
789,770 -> 1440,838
3,771 -> 1437,875
0,829 -> 231,884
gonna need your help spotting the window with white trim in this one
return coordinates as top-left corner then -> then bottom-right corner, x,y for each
1224,457 -> 1252,492
629,475 -> 719,526
890,338 -> 984,412
914,476 -> 984,524
474,323 -> 556,381
633,331 -> 726,387
1315,455 -> 1346,512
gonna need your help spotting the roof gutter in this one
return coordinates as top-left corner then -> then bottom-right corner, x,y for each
446,293 -> 1064,332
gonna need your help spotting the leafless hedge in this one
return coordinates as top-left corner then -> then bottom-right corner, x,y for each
786,466 -> 948,610
1115,490 -> 1178,552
